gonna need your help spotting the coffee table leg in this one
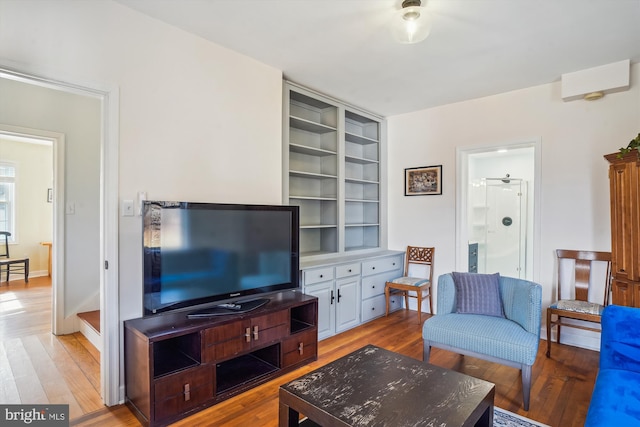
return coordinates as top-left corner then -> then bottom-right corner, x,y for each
279,401 -> 299,427
474,404 -> 493,427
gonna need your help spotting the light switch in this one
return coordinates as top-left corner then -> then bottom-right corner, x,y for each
122,200 -> 134,217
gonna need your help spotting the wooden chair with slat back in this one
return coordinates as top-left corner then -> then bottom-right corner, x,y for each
385,246 -> 434,324
0,231 -> 29,284
546,249 -> 611,358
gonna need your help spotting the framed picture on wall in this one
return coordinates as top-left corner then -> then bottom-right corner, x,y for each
405,165 -> 442,196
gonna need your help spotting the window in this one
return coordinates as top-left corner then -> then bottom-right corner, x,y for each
0,163 -> 16,240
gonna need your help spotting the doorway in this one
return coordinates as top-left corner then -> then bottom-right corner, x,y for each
0,67 -> 120,406
456,141 -> 540,282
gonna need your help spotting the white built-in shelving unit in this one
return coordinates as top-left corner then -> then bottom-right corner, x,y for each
283,82 -> 386,260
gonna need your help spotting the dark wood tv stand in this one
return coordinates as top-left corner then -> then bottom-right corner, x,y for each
124,291 -> 318,427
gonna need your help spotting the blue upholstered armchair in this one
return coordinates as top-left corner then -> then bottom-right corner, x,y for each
585,305 -> 640,426
422,273 -> 542,410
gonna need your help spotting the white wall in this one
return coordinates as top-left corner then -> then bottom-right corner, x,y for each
1,0 -> 283,400
0,0 -> 283,321
0,136 -> 53,276
388,64 -> 640,349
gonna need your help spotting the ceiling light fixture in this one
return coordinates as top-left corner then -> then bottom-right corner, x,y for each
391,0 -> 432,44
583,91 -> 605,101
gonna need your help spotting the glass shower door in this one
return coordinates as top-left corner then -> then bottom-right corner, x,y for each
483,179 -> 527,278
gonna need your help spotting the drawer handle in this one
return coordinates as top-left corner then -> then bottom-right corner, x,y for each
253,325 -> 259,341
298,342 -> 304,355
184,383 -> 191,401
245,327 -> 251,343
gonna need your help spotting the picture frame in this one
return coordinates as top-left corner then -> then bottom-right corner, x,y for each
47,188 -> 53,203
405,165 -> 442,196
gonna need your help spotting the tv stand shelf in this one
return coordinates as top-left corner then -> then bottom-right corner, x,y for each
124,291 -> 318,427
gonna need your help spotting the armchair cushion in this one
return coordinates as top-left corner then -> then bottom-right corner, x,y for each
452,272 -> 504,317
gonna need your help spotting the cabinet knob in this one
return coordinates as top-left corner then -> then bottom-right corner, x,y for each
392,262 -> 396,266
371,307 -> 375,311
372,285 -> 375,289
348,269 -> 352,273
319,274 -> 323,278
372,267 -> 376,270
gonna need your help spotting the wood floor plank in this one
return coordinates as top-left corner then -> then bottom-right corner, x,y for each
0,341 -> 20,403
4,336 -> 48,403
56,333 -> 101,391
37,332 -> 104,414
20,334 -> 85,419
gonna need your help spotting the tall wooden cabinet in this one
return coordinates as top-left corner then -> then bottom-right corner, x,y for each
283,82 -> 386,258
605,151 -> 640,307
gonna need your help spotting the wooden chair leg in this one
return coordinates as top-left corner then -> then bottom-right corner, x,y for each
24,259 -> 29,283
546,309 -> 552,358
384,285 -> 390,317
428,287 -> 433,314
416,290 -> 422,324
403,292 -> 409,311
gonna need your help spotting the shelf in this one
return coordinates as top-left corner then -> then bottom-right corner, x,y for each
290,116 -> 336,134
345,245 -> 380,252
291,319 -> 315,334
345,223 -> 379,227
346,198 -> 379,203
345,155 -> 379,165
290,143 -> 336,157
345,132 -> 378,145
289,195 -> 337,201
154,350 -> 200,378
300,224 -> 337,229
345,177 -> 379,185
290,170 -> 337,179
216,350 -> 279,394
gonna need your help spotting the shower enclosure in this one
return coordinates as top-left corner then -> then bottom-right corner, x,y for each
468,177 -> 528,278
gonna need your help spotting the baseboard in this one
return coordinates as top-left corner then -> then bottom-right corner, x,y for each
542,326 -> 601,352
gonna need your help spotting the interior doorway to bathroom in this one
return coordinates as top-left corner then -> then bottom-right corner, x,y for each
456,142 -> 540,282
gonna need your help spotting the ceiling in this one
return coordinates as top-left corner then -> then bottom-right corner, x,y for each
115,0 -> 640,117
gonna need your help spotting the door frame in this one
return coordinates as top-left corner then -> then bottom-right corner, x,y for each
456,139 -> 541,282
0,65 -> 120,406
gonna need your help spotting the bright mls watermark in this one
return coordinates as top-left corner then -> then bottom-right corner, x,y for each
1,405 -> 69,426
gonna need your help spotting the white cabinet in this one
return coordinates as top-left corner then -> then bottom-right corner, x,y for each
301,251 -> 403,340
284,82 -> 386,258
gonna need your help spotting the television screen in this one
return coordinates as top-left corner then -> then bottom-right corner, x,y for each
143,201 -> 299,315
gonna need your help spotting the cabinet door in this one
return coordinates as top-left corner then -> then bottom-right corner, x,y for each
612,278 -> 635,307
609,161 -> 640,281
304,281 -> 336,340
335,277 -> 361,333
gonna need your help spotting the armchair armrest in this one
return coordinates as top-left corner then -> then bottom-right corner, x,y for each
435,274 -> 457,314
600,305 -> 640,373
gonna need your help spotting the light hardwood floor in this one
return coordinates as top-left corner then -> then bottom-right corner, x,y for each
1,279 -> 599,427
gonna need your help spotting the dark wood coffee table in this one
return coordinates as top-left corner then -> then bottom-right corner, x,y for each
279,344 -> 495,427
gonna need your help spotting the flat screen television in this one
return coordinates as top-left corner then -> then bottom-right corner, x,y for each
142,201 -> 299,316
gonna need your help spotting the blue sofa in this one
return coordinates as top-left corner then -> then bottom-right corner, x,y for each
422,273 -> 542,410
585,305 -> 640,426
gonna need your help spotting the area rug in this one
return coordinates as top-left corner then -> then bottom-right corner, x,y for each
494,407 -> 550,427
